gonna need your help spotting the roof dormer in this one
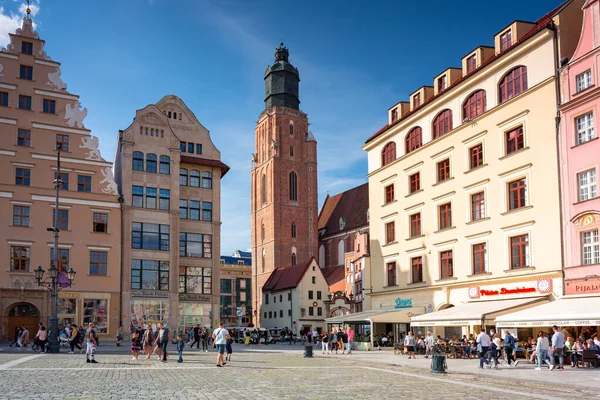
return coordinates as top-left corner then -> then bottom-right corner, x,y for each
461,46 -> 494,76
434,68 -> 462,95
494,21 -> 535,54
388,101 -> 409,124
410,86 -> 434,111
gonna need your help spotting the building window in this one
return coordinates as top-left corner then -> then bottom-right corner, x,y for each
15,168 -> 30,186
13,205 -> 30,227
437,159 -> 450,182
317,291 -> 322,300
466,54 -> 477,74
131,260 -> 169,290
93,213 -> 108,233
180,168 -> 188,186
17,129 -> 31,147
411,256 -> 423,283
53,209 -> 69,230
202,201 -> 212,221
471,192 -> 485,221
196,144 -> 202,154
386,261 -> 396,286
132,186 -> 143,208
220,279 -> 232,294
438,203 -> 452,230
410,213 -> 421,238
179,200 -> 188,219
291,222 -> 297,238
190,170 -> 200,187
576,70 -> 592,92
472,243 -> 487,274
385,221 -> 395,244
261,174 -> 267,205
50,248 -> 69,272
179,267 -> 212,294
77,175 -> 91,192
413,93 -> 421,108
146,154 -> 157,173
159,156 -> 170,175
469,144 -> 483,169
510,234 -> 529,269
290,145 -> 294,157
391,107 -> 398,122
132,222 -> 170,251
132,152 -> 144,171
202,172 -> 212,189
578,169 -> 597,201
384,184 -> 394,204
505,126 -> 524,154
159,189 -> 170,211
308,307 -> 314,316
291,252 -> 297,265
145,187 -> 157,209
381,142 -> 396,167
179,141 -> 186,152
463,90 -> 486,121
56,172 -> 69,190
289,171 -> 298,201
437,75 -> 447,92
409,172 -> 420,193
308,290 -> 314,299
508,178 -> 527,210
261,223 -> 265,242
405,127 -> 422,154
440,250 -> 453,279
21,41 -> 33,55
0,91 -> 8,107
56,134 -> 69,152
500,30 -> 512,51
10,246 -> 30,271
317,307 -> 322,317
179,233 -> 212,258
499,66 -> 527,103
19,65 -> 33,80
188,200 -> 199,220
186,142 -> 193,153
576,113 -> 595,144
41,98 -> 57,114
89,251 -> 108,276
432,109 -> 453,139
18,95 -> 32,110
582,230 -> 599,265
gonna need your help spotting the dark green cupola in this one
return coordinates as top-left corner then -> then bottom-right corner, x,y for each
264,43 -> 300,110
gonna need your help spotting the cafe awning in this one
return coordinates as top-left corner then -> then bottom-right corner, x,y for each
410,297 -> 547,327
495,297 -> 600,328
326,308 -> 424,325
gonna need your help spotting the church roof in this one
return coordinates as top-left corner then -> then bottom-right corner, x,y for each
318,182 -> 369,237
262,257 -> 320,293
322,265 -> 346,291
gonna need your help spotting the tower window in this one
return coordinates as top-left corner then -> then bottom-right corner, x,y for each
291,222 -> 296,238
290,123 -> 294,137
290,146 -> 294,157
261,173 -> 267,205
291,252 -> 297,266
289,171 -> 298,202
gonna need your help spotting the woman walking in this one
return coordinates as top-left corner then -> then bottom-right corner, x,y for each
34,326 -> 48,353
502,330 -> 519,367
321,330 -> 329,354
130,331 -> 141,361
142,324 -> 155,360
19,326 -> 30,351
404,331 -> 416,359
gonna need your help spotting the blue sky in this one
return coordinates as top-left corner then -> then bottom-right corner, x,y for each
0,0 -> 561,255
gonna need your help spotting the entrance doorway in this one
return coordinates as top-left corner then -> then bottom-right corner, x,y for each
8,303 -> 40,339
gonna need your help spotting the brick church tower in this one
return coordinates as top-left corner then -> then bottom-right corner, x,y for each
251,43 -> 318,326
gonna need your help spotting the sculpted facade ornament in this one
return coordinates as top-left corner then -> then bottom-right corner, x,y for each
100,167 -> 119,195
79,136 -> 102,160
65,101 -> 87,128
142,112 -> 166,127
47,68 -> 67,91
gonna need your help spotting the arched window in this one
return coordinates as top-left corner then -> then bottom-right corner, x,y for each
261,222 -> 265,243
159,156 -> 170,175
132,151 -> 144,171
261,249 -> 266,272
463,90 -> 486,121
289,171 -> 298,201
432,109 -> 453,139
291,222 -> 297,238
146,154 -> 157,173
381,142 -> 396,167
190,170 -> 200,187
261,173 -> 266,205
174,112 -> 177,119
290,123 -> 294,136
179,168 -> 188,186
168,111 -> 172,118
499,66 -> 528,103
202,171 -> 212,189
290,145 -> 294,157
291,252 -> 297,266
337,239 -> 345,266
405,127 -> 422,154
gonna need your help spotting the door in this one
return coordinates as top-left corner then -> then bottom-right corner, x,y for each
7,303 -> 40,340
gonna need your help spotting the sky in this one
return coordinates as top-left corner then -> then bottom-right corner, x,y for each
0,0 -> 563,255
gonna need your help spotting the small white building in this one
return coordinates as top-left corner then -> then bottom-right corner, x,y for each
261,258 -> 329,333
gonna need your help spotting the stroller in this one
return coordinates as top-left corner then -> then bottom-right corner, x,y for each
58,332 -> 71,350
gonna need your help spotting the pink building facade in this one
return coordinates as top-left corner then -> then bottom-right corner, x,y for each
560,0 -> 600,295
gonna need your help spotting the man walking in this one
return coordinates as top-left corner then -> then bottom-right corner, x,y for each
157,322 -> 171,363
550,325 -> 565,370
191,324 -> 201,350
212,322 -> 230,367
476,328 -> 491,369
85,322 -> 98,363
200,327 -> 208,352
424,332 -> 435,358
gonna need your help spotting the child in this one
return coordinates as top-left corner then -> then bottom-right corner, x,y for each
131,331 -> 141,361
225,336 -> 233,361
177,335 -> 184,363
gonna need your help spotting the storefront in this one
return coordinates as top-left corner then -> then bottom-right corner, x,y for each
57,291 -> 118,336
178,293 -> 212,335
130,290 -> 170,333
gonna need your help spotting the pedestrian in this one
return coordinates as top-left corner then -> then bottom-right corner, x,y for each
225,335 -> 233,361
212,321 -> 230,367
68,324 -> 82,353
244,330 -> 251,346
550,325 -> 565,370
502,330 -> 519,367
176,334 -> 185,363
191,324 -> 201,349
535,331 -> 552,370
34,325 -> 48,353
201,327 -> 209,352
489,337 -> 501,369
476,328 -> 491,369
85,322 -> 98,363
321,330 -> 329,354
346,326 -> 354,355
19,326 -> 30,351
130,331 -> 141,361
116,325 -> 124,347
157,322 -> 171,363
404,331 -> 416,359
142,324 -> 154,360
9,326 -> 22,348
424,332 -> 435,358
337,331 -> 344,353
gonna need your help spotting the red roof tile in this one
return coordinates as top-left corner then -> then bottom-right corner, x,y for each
180,155 -> 230,177
318,182 -> 369,237
262,257 -> 322,292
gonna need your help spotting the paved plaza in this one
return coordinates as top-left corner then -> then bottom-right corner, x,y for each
0,344 -> 598,399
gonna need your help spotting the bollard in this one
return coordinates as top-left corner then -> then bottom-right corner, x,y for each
431,354 -> 447,373
304,344 -> 313,358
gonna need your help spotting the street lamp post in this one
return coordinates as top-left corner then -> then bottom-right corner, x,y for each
34,144 -> 76,353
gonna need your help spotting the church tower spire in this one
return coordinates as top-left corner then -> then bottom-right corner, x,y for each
251,44 -> 318,327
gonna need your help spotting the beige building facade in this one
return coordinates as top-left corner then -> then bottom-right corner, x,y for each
363,2 -> 583,339
0,15 -> 121,339
114,95 -> 228,335
219,250 -> 252,327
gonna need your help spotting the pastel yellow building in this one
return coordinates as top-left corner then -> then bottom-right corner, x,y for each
363,1 -> 583,339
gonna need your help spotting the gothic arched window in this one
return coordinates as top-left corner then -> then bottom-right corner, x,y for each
291,252 -> 297,266
291,222 -> 297,238
261,173 -> 267,205
289,171 -> 298,201
337,239 -> 345,266
290,145 -> 294,157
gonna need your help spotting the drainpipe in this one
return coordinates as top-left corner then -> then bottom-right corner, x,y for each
118,194 -> 124,330
549,21 -> 567,297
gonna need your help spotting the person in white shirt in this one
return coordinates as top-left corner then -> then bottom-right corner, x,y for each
535,331 -> 552,370
424,332 -> 435,358
476,328 -> 491,369
212,322 -> 231,368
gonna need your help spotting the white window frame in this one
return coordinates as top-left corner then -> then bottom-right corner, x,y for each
576,70 -> 592,92
434,243 -> 456,281
462,129 -> 487,172
430,147 -> 454,185
575,112 -> 595,145
405,204 -> 424,239
502,222 -> 534,271
382,254 -> 399,287
467,234 -> 490,275
464,180 -> 489,223
403,162 -> 423,197
582,229 -> 600,265
578,168 -> 597,202
432,192 -> 455,232
499,165 -> 532,213
497,110 -> 529,157
405,248 -> 426,284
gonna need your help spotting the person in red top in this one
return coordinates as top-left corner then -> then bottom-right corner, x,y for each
346,327 -> 354,355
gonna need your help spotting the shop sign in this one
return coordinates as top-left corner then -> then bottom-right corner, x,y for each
565,280 -> 600,295
59,292 -> 80,299
498,320 -> 600,327
132,290 -> 169,298
480,287 -> 536,297
394,297 -> 412,309
468,278 -> 552,299
179,293 -> 210,302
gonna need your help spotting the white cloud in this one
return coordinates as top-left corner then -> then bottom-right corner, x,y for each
0,1 -> 40,48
